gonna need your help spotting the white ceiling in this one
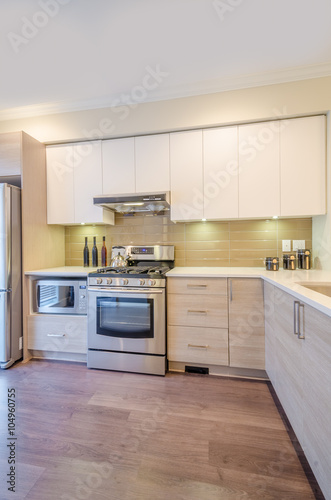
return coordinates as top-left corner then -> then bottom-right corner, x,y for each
1,0 -> 331,119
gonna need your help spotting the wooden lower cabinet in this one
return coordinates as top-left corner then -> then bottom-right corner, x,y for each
264,283 -> 331,500
168,326 -> 229,365
228,278 -> 265,370
27,314 -> 87,355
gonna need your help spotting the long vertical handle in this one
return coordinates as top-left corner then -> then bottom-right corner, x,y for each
294,301 -> 300,335
298,303 -> 305,339
229,279 -> 233,302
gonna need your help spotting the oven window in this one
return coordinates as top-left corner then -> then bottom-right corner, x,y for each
37,285 -> 75,309
97,297 -> 154,339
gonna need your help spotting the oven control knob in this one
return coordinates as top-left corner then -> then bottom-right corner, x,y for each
106,278 -> 112,285
139,279 -> 145,286
148,279 -> 156,286
96,278 -> 103,285
120,278 -> 129,286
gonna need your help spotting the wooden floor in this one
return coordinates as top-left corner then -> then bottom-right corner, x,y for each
0,360 -> 322,500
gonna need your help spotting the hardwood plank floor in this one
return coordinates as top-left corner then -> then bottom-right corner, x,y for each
0,360 -> 323,500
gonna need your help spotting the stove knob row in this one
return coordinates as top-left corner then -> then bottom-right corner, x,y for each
120,278 -> 129,286
96,278 -> 103,285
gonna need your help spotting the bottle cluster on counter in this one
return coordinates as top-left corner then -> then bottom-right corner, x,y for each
83,236 -> 108,267
265,249 -> 311,271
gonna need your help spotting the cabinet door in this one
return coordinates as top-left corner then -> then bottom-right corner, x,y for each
203,126 -> 238,219
238,121 -> 280,218
264,281 -> 277,385
102,137 -> 135,194
73,141 -> 105,224
280,115 -> 326,216
135,134 -> 170,193
301,304 -> 331,499
46,144 -> 75,224
228,278 -> 265,369
170,130 -> 203,221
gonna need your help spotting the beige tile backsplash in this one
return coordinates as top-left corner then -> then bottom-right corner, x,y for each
65,214 -> 312,267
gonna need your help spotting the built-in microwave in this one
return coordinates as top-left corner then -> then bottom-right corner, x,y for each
32,279 -> 87,315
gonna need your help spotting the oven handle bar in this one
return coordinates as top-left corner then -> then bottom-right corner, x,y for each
88,286 -> 164,294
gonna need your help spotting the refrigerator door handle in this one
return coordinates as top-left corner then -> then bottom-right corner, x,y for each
0,290 -> 11,366
0,184 -> 11,290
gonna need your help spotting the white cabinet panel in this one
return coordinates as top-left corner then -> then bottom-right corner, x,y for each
102,137 -> 135,194
73,141 -> 104,223
203,126 -> 239,219
280,115 -> 326,216
170,130 -> 203,221
238,121 -> 280,218
46,144 -> 75,224
135,134 -> 170,193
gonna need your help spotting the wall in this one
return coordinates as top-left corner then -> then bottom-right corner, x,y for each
65,215 -> 312,268
0,76 -> 329,269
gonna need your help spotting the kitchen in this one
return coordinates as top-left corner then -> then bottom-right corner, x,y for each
1,1 -> 331,499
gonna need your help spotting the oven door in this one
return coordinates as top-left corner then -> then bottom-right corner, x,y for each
88,287 -> 166,355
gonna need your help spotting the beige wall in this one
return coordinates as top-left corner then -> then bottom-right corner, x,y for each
65,214 -> 312,268
0,75 -> 330,269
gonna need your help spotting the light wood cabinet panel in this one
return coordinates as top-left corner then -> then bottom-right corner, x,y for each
301,304 -> 331,498
27,315 -> 87,354
168,326 -> 228,365
238,121 -> 280,218
46,144 -> 75,224
170,130 -> 203,221
0,131 -> 21,176
168,294 -> 228,329
135,134 -> 170,193
167,277 -> 227,296
228,278 -> 265,369
203,126 -> 239,219
102,137 -> 135,194
280,115 -> 326,216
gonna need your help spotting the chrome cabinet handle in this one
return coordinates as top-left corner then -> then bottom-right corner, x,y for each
187,284 -> 207,288
294,301 -> 300,335
298,303 -> 305,339
187,310 -> 207,314
188,344 -> 209,349
47,333 -> 65,338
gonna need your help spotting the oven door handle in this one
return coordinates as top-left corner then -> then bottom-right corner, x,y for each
88,287 -> 164,294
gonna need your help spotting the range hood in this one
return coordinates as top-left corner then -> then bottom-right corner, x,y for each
93,192 -> 170,215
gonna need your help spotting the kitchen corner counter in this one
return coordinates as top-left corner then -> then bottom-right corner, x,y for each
25,266 -> 98,277
166,267 -> 331,318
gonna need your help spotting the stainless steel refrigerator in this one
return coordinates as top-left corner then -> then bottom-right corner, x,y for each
0,183 -> 22,369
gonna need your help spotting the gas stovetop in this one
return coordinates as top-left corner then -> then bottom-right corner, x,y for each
88,265 -> 171,288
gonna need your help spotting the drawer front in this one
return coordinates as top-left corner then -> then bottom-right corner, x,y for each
168,294 -> 228,328
27,315 -> 87,353
168,326 -> 229,365
167,277 -> 227,296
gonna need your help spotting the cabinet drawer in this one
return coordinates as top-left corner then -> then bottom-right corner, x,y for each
167,277 -> 227,296
27,315 -> 87,354
168,326 -> 229,365
168,294 -> 228,328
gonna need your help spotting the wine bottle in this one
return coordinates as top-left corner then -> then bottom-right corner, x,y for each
101,236 -> 107,267
83,237 -> 89,267
92,236 -> 98,267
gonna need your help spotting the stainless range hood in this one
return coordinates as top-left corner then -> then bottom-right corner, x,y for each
93,192 -> 170,215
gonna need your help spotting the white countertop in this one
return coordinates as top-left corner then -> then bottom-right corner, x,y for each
166,267 -> 331,318
25,266 -> 98,277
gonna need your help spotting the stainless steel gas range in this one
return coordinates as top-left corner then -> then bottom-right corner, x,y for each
87,245 -> 174,376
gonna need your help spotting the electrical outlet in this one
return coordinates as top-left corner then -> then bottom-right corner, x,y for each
293,240 -> 305,252
282,240 -> 291,252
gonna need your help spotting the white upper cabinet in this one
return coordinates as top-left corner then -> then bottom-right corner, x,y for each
46,144 -> 75,224
280,115 -> 326,216
135,134 -> 170,193
238,121 -> 280,218
46,142 -> 114,225
170,130 -> 203,221
102,137 -> 135,195
203,126 -> 239,219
